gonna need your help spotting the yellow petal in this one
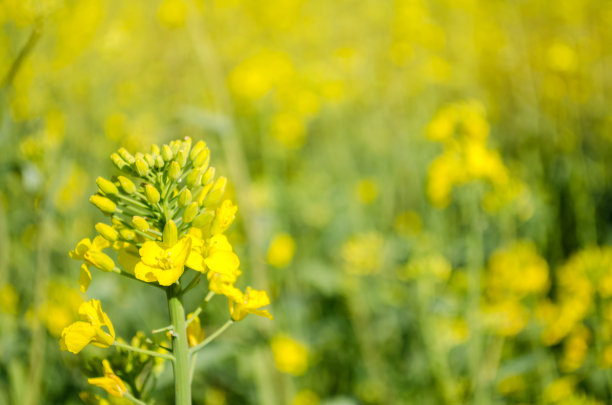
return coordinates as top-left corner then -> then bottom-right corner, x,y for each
78,264 -> 92,293
88,374 -> 127,397
59,322 -> 97,354
205,251 -> 240,274
135,262 -> 158,283
154,264 -> 185,286
139,241 -> 164,266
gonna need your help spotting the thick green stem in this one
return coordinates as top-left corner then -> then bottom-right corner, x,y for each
167,286 -> 192,405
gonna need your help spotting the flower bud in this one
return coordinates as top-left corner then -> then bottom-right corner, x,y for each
201,166 -> 215,185
151,144 -> 161,155
161,145 -> 173,162
192,210 -> 214,228
155,155 -> 165,169
176,149 -> 187,168
190,140 -> 206,161
117,176 -> 136,194
110,153 -> 128,171
144,153 -> 155,168
185,168 -> 202,188
90,195 -> 117,214
96,177 -> 118,195
163,220 -> 178,245
168,161 -> 181,181
95,223 -> 119,242
88,251 -> 116,272
193,148 -> 210,169
119,228 -> 136,241
131,216 -> 150,232
118,147 -> 135,165
178,189 -> 192,207
202,177 -> 227,207
135,158 -> 150,177
196,182 -> 214,205
182,202 -> 199,223
145,185 -> 160,204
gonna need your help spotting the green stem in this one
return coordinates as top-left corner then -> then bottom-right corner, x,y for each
167,286 -> 192,405
190,319 -> 234,355
113,341 -> 174,361
112,268 -> 165,289
124,391 -> 149,405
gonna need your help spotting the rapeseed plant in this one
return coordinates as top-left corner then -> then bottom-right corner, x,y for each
60,137 -> 272,404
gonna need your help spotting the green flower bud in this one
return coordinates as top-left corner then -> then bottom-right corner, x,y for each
88,251 -> 115,272
170,140 -> 180,154
185,168 -> 202,188
151,144 -> 161,155
192,210 -> 214,228
201,166 -> 215,185
118,147 -> 136,164
95,223 -> 119,242
190,140 -> 206,161
203,176 -> 227,207
131,216 -> 150,232
161,145 -> 173,162
120,228 -> 136,241
176,149 -> 187,168
168,161 -> 181,181
144,153 -> 156,168
196,182 -> 214,205
182,136 -> 193,151
178,189 -> 192,207
182,202 -> 199,223
163,220 -> 178,245
135,158 -> 150,177
145,184 -> 160,204
155,155 -> 165,169
193,148 -> 210,169
117,176 -> 136,194
90,195 -> 117,214
110,153 -> 128,171
96,177 -> 118,195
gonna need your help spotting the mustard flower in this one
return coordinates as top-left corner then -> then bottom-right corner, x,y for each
87,360 -> 127,398
69,236 -> 115,292
229,287 -> 273,321
134,237 -> 193,286
59,299 -> 115,354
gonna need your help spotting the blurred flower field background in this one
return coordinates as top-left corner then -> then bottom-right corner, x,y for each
2,0 -> 612,404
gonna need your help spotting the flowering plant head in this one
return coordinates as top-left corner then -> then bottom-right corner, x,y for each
60,137 -> 272,403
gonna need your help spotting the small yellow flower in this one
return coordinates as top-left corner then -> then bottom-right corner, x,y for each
267,233 -> 296,269
69,236 -> 115,276
59,299 -> 115,354
186,313 -> 205,347
271,334 -> 309,375
88,359 -> 127,398
134,237 -> 192,286
229,287 -> 273,321
210,200 -> 237,235
205,235 -> 241,295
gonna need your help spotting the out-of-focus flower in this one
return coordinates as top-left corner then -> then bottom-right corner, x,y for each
354,178 -> 379,204
341,232 -> 385,275
267,233 -> 296,269
0,283 -> 18,315
292,390 -> 320,405
88,360 -> 127,398
271,334 -> 308,375
38,282 -> 83,337
59,299 -> 115,353
228,287 -> 273,321
186,312 -> 205,347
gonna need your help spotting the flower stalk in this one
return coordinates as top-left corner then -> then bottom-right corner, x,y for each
167,285 -> 192,405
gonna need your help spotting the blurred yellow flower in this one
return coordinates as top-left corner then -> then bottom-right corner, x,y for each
88,360 -> 127,398
228,287 -> 273,321
271,334 -> 308,376
210,200 -> 238,235
271,111 -> 307,149
355,178 -> 379,204
267,233 -> 296,269
341,232 -> 385,275
0,283 -> 18,315
186,312 -> 205,347
157,0 -> 187,28
38,281 -> 83,337
60,299 -> 115,354
293,390 -> 319,405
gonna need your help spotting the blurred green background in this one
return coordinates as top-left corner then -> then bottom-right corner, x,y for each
2,0 -> 612,404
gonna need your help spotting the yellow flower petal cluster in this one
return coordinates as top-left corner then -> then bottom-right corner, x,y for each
59,299 -> 115,354
271,334 -> 309,376
69,236 -> 115,292
134,237 -> 194,286
88,360 -> 127,398
229,287 -> 273,322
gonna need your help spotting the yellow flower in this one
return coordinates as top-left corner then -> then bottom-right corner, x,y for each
205,235 -> 241,295
186,312 -> 205,347
229,287 -> 273,321
134,237 -> 192,286
210,199 -> 238,235
88,360 -> 127,398
59,299 -> 115,354
69,236 -> 115,292
267,233 -> 296,269
271,334 -> 308,375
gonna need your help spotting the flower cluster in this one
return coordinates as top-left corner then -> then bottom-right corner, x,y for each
59,137 -> 272,402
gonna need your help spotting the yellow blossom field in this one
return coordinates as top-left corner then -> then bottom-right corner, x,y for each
1,0 -> 612,404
